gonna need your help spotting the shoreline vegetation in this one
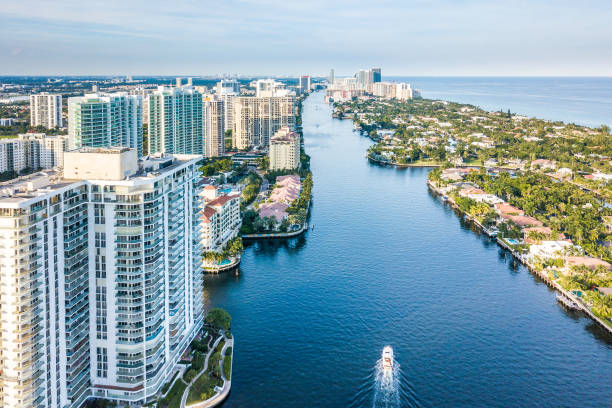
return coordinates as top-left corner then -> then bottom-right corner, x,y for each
332,96 -> 612,334
157,309 -> 233,408
239,94 -> 313,238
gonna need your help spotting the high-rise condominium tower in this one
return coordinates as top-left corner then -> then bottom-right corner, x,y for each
147,86 -> 204,155
269,126 -> 300,170
299,75 -> 311,94
232,96 -> 295,150
30,92 -> 63,128
0,147 -> 204,407
372,67 -> 382,83
68,93 -> 143,156
204,98 -> 225,157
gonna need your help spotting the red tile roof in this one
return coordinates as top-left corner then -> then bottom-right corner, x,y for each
495,203 -> 525,216
201,207 -> 217,223
207,194 -> 240,207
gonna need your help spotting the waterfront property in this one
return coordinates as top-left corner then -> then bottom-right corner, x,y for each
428,170 -> 612,331
269,127 -> 300,171
258,174 -> 302,223
201,185 -> 242,253
0,147 -> 204,407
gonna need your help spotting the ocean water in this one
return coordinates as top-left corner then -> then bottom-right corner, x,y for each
387,76 -> 612,128
205,85 -> 612,407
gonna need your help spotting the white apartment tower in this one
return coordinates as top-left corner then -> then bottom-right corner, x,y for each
68,93 -> 143,156
0,148 -> 204,407
232,96 -> 295,150
147,86 -> 204,156
30,93 -> 63,128
269,126 -> 300,171
0,134 -> 67,174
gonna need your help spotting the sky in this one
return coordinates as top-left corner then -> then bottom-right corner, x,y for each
1,0 -> 612,76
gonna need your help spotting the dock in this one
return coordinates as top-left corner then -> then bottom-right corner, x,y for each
427,179 -> 612,336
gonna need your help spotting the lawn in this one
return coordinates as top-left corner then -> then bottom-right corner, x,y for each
186,373 -> 222,404
223,347 -> 232,380
157,377 -> 186,408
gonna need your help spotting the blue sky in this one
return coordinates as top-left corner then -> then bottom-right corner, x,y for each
1,0 -> 611,76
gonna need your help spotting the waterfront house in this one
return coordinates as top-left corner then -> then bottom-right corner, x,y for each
259,201 -> 290,222
564,256 -> 612,271
501,214 -> 543,227
494,203 -> 524,216
528,240 -> 572,260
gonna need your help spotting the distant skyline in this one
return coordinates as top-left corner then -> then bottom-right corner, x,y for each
1,0 -> 612,76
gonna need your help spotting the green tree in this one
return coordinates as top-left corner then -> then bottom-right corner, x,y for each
205,308 -> 231,330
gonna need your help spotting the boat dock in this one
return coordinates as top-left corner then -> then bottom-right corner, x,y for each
427,179 -> 612,336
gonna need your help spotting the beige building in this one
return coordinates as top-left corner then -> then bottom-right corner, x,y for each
64,147 -> 138,180
200,185 -> 241,252
232,96 -> 295,150
269,126 -> 300,171
204,98 -> 225,157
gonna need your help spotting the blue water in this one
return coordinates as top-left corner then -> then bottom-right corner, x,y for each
387,77 -> 612,128
205,85 -> 612,407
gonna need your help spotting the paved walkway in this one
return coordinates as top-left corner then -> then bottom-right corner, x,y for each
185,337 -> 234,408
180,334 -> 224,408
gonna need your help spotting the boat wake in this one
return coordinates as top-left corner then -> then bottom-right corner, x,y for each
372,349 -> 401,408
348,347 -> 420,408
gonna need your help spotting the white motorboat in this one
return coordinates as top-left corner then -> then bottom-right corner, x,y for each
382,346 -> 393,371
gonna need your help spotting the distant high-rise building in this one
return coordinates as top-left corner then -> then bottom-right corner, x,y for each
147,86 -> 204,155
253,79 -> 292,97
299,75 -> 311,94
204,98 -> 225,157
216,79 -> 240,96
0,147 -> 204,407
372,67 -> 382,83
232,96 -> 295,150
16,133 -> 67,170
176,77 -> 182,87
356,69 -> 374,86
30,92 -> 63,128
68,92 -> 143,155
187,77 -> 193,86
329,69 -> 335,84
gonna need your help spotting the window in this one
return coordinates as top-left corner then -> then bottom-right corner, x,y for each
96,286 -> 107,339
95,253 -> 106,279
95,232 -> 106,248
94,204 -> 105,224
96,347 -> 108,378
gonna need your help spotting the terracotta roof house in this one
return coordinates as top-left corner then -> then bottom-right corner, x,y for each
494,203 -> 525,216
501,214 -> 543,227
259,202 -> 290,222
